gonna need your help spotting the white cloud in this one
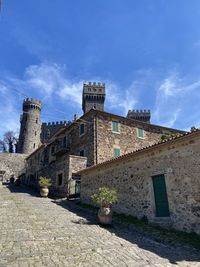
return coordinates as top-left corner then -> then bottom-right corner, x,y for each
0,62 -> 139,138
106,81 -> 137,115
153,73 -> 200,128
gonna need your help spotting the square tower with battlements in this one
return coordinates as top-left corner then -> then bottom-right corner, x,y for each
82,82 -> 106,114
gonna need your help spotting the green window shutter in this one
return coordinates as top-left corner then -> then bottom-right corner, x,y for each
138,128 -> 144,138
112,121 -> 119,132
113,148 -> 120,157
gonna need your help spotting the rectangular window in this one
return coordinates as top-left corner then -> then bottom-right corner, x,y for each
58,173 -> 63,186
51,146 -> 55,154
79,124 -> 85,135
112,121 -> 119,133
113,148 -> 120,158
79,150 -> 85,157
63,136 -> 67,147
138,128 -> 144,138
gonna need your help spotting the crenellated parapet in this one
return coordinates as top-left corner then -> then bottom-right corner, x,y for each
84,81 -> 105,87
127,109 -> 151,123
42,121 -> 68,126
82,82 -> 106,114
41,121 -> 71,143
23,98 -> 42,111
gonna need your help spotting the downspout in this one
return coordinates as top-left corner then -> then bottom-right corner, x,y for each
93,114 -> 98,165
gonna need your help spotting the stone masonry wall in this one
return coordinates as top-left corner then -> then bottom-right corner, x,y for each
0,153 -> 27,181
96,113 -> 178,164
26,151 -> 87,197
80,133 -> 200,234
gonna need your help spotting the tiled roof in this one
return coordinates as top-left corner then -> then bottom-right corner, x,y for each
76,128 -> 200,174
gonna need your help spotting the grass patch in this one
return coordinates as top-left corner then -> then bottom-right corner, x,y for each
77,202 -> 200,251
114,212 -> 200,251
77,202 -> 98,213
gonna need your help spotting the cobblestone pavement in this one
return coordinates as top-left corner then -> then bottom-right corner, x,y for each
0,184 -> 200,267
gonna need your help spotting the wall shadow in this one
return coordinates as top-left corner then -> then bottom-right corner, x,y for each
5,183 -> 40,197
53,199 -> 200,265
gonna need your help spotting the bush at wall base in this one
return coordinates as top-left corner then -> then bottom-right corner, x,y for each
38,176 -> 52,198
91,187 -> 117,225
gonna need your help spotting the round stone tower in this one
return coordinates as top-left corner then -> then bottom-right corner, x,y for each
17,98 -> 42,154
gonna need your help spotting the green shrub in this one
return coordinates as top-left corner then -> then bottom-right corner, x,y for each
91,187 -> 117,207
38,176 -> 52,188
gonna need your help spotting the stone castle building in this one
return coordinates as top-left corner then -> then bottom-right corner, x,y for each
21,82 -> 183,196
2,81 -> 199,235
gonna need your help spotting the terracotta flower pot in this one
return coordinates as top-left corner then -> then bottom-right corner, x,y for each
40,187 -> 49,197
98,206 -> 113,225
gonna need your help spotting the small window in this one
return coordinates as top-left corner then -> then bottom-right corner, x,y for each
63,136 -> 67,147
51,146 -> 55,154
80,150 -> 85,157
138,128 -> 144,138
36,119 -> 38,124
79,124 -> 85,135
58,173 -> 63,186
33,143 -> 35,149
35,131 -> 37,136
113,148 -> 120,158
112,121 -> 119,133
47,129 -> 51,138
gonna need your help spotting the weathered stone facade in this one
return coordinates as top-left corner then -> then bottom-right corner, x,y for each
95,111 -> 181,164
0,153 -> 27,181
46,109 -> 183,167
78,130 -> 200,234
41,121 -> 70,143
25,145 -> 87,197
17,98 -> 42,154
82,82 -> 105,114
24,109 -> 183,197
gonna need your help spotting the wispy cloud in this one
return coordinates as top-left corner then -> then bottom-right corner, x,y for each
153,72 -> 200,128
106,81 -> 137,115
0,62 -> 138,138
3,62 -> 200,139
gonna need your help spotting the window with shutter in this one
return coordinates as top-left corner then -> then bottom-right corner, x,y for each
112,121 -> 119,133
138,128 -> 144,138
113,148 -> 120,158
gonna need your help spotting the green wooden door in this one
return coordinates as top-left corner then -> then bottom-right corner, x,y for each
152,174 -> 170,217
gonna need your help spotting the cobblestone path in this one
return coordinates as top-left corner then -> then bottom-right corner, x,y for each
0,184 -> 200,267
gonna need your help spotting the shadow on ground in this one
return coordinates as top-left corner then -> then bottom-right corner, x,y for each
5,183 -> 40,197
6,184 -> 200,265
53,198 -> 200,265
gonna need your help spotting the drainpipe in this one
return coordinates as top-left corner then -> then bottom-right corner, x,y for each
93,114 -> 98,165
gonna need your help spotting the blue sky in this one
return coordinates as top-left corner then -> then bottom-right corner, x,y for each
0,0 -> 200,138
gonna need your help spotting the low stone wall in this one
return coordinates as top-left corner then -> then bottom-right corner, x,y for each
80,132 -> 200,235
0,153 -> 27,181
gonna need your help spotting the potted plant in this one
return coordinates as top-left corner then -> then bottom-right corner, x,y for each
91,187 -> 117,225
38,176 -> 52,197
